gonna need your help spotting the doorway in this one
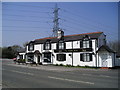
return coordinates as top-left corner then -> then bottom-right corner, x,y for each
43,52 -> 51,63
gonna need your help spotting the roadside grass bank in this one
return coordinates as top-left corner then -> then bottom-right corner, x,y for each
53,64 -> 100,69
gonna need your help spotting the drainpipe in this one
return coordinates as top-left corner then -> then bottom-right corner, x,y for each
72,41 -> 73,66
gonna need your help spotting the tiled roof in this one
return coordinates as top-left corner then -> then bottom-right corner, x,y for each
34,31 -> 103,44
96,45 -> 115,53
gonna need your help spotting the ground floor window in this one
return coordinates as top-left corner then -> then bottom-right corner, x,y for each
80,53 -> 92,62
57,54 -> 66,61
19,55 -> 23,59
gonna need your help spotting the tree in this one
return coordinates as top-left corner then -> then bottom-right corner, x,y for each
2,47 -> 15,59
107,40 -> 120,54
23,41 -> 29,48
2,45 -> 24,59
0,47 -> 2,58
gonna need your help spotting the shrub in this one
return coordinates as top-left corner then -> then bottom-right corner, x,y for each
55,64 -> 58,66
85,65 -> 89,68
66,64 -> 72,67
60,63 -> 63,66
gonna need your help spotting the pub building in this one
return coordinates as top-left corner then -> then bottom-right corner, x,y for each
19,30 -> 116,67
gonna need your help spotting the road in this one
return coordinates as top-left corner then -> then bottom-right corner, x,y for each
2,59 -> 118,88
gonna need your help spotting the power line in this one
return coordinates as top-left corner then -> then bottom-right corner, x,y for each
2,26 -> 52,29
3,14 -> 53,19
3,3 -> 53,9
59,14 -> 118,35
2,29 -> 50,32
3,19 -> 52,23
60,23 -> 94,33
59,19 -> 118,38
60,18 -> 99,31
61,8 -> 117,30
3,8 -> 52,14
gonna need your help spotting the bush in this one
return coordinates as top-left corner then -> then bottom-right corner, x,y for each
85,65 -> 89,68
66,64 -> 72,67
55,64 -> 59,66
17,59 -> 25,63
59,63 -> 63,66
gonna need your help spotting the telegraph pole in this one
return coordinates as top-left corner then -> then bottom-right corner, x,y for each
53,4 -> 60,37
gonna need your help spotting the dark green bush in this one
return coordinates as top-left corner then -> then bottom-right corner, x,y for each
66,64 -> 72,67
55,64 -> 58,66
59,63 -> 63,66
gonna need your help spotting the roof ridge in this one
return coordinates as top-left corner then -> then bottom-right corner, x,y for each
35,31 -> 103,41
64,31 -> 103,37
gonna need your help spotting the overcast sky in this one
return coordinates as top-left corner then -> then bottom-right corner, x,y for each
2,2 -> 118,47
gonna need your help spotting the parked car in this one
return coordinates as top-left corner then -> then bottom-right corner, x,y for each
13,58 -> 17,63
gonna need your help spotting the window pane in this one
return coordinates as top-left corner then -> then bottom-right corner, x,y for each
83,54 -> 87,61
45,42 -> 51,50
57,54 -> 66,61
83,41 -> 86,48
86,41 -> 89,48
59,42 -> 64,49
81,53 -> 91,62
82,41 -> 90,48
86,54 -> 90,61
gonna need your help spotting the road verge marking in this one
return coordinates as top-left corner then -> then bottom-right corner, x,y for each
48,76 -> 94,85
10,70 -> 34,76
99,75 -> 111,78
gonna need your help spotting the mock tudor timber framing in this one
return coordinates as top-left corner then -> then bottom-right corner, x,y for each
18,32 -> 116,67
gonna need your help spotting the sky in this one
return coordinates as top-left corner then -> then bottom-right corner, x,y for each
2,2 -> 118,47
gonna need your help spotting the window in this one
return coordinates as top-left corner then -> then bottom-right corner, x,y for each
83,41 -> 90,48
57,54 -> 66,61
28,43 -> 34,51
80,53 -> 92,62
57,40 -> 65,50
19,55 -> 23,59
80,40 -> 92,48
44,40 -> 51,50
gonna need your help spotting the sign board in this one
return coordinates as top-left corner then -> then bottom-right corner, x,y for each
54,48 -> 92,53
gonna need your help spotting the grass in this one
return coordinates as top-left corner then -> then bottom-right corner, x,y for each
53,64 -> 99,69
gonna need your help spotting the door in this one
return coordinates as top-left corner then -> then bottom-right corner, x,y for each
44,53 -> 51,63
37,55 -> 40,63
101,53 -> 108,67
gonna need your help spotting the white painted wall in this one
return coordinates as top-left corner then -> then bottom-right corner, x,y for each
73,41 -> 80,49
98,51 -> 114,67
52,43 -> 56,50
34,44 -> 41,53
17,53 -> 25,59
73,53 -> 80,66
92,39 -> 96,53
115,57 -> 120,66
73,52 -> 96,67
66,42 -> 72,49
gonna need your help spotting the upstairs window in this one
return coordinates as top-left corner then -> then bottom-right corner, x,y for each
28,43 -> 34,51
44,40 -> 51,50
80,35 -> 92,48
57,40 -> 66,50
83,41 -> 90,48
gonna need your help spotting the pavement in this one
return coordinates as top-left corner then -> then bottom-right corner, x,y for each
1,59 -> 119,88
